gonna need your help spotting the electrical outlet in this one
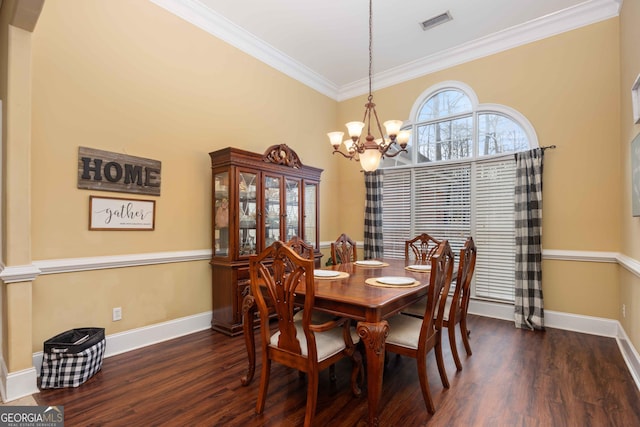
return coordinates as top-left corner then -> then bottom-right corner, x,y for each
622,304 -> 626,318
113,307 -> 122,321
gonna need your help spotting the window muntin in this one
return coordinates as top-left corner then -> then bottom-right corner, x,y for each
416,117 -> 473,162
417,89 -> 472,121
478,113 -> 530,156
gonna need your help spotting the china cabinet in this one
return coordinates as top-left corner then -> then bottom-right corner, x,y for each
209,145 -> 322,336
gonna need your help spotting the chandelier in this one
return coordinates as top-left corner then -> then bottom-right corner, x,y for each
327,0 -> 410,172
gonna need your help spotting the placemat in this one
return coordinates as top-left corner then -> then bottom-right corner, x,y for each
365,277 -> 421,288
314,271 -> 350,280
404,265 -> 431,273
354,261 -> 390,268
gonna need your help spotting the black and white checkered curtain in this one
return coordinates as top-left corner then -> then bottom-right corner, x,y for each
514,148 -> 545,330
364,170 -> 384,259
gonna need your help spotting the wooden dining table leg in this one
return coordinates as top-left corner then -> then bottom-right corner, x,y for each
357,320 -> 390,427
240,294 -> 256,386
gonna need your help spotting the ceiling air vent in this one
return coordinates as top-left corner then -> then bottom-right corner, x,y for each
420,11 -> 452,31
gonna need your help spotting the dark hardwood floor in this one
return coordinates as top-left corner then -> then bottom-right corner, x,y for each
35,315 -> 640,426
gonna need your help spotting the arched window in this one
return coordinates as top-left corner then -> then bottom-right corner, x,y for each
381,82 -> 538,302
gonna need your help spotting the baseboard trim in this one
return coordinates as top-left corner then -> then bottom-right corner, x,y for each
0,357 -> 39,403
617,325 -> 640,389
29,312 -> 213,390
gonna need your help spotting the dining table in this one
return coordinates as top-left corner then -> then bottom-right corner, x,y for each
240,257 -> 432,427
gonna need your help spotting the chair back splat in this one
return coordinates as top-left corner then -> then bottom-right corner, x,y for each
285,235 -> 315,260
331,233 -> 358,264
405,233 -> 442,262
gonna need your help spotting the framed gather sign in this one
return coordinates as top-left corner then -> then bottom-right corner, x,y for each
89,196 -> 156,230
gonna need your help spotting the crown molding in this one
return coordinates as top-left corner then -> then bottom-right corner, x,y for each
339,0 -> 622,100
148,0 -> 621,102
149,0 -> 339,99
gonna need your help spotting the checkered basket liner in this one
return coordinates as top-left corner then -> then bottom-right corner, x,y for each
40,328 -> 106,389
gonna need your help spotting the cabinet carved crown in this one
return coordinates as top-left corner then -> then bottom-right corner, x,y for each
262,144 -> 303,168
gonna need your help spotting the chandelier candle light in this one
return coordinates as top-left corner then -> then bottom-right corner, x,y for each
327,0 -> 410,172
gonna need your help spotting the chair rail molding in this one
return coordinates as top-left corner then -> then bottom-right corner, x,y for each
0,249 -> 631,279
542,249 -> 618,263
542,249 -> 640,278
32,249 -> 212,276
0,263 -> 41,283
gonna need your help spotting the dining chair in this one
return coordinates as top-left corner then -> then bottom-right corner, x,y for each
444,237 -> 477,371
330,233 -> 358,264
250,241 -> 362,426
405,232 -> 442,262
384,240 -> 455,414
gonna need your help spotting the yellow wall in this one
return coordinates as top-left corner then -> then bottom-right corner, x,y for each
339,19 -> 622,318
619,0 -> 640,351
27,0 -> 343,351
1,0 -> 637,364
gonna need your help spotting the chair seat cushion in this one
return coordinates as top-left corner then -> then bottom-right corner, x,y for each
385,314 -> 424,350
402,297 -> 426,318
401,296 -> 455,321
270,324 -> 360,361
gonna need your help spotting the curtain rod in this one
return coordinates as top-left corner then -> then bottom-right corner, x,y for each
540,145 -> 556,151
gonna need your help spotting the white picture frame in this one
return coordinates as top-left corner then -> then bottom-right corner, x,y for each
632,73 -> 640,125
89,196 -> 156,230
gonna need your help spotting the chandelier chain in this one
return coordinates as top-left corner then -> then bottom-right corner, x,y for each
368,0 -> 373,101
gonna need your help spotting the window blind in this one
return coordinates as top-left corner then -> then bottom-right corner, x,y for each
382,159 -> 517,303
413,163 -> 471,254
381,169 -> 412,258
473,159 -> 516,301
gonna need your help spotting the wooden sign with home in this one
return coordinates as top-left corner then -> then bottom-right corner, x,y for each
77,147 -> 161,196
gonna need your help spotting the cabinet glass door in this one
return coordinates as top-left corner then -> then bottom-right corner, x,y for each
304,182 -> 318,248
238,171 -> 258,257
214,171 -> 230,256
285,178 -> 300,241
264,175 -> 281,247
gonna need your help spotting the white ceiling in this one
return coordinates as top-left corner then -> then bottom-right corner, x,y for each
151,0 -> 621,100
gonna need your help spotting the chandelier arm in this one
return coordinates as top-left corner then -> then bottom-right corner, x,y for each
381,146 -> 408,158
332,149 -> 357,160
